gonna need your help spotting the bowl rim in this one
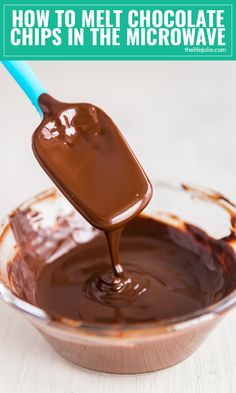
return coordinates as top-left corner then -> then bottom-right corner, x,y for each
1,182 -> 236,335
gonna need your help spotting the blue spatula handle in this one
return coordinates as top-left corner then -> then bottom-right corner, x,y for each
1,61 -> 46,116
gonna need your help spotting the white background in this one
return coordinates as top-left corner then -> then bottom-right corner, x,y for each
0,61 -> 236,392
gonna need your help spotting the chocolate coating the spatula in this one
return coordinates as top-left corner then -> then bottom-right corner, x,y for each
33,94 -> 152,231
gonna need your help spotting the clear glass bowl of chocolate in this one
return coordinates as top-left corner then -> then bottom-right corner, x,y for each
0,182 -> 236,374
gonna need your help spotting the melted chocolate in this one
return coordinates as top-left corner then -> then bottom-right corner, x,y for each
32,94 -> 152,277
7,94 -> 236,326
8,208 -> 236,324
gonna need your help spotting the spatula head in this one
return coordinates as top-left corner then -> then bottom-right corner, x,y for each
32,94 -> 152,230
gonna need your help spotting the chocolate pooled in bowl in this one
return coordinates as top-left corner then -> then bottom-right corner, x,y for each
8,202 -> 236,325
2,185 -> 236,374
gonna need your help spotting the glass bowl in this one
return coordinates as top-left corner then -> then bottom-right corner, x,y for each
0,181 -> 236,374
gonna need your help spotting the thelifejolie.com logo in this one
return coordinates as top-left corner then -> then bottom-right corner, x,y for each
1,2 -> 234,60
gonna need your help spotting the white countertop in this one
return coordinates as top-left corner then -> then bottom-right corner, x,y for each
0,61 -> 236,393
